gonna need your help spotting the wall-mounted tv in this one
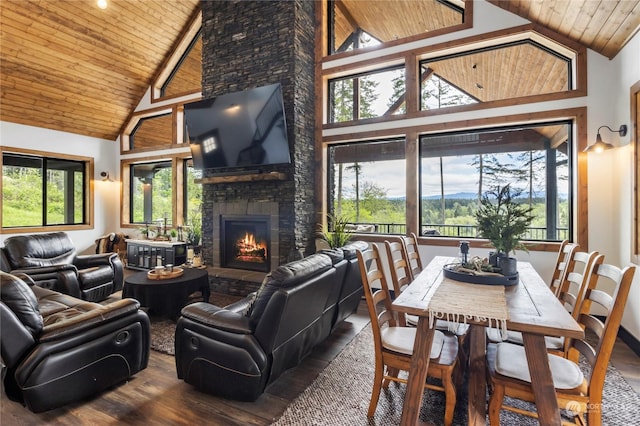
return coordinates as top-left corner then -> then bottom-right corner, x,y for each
184,83 -> 291,171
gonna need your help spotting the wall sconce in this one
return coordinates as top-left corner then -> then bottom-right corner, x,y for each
584,124 -> 627,153
100,171 -> 112,182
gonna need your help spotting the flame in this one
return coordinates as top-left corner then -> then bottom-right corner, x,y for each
236,232 -> 267,258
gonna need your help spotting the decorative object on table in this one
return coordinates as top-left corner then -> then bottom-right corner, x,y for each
474,184 -> 534,276
317,213 -> 353,249
169,228 -> 178,242
458,240 -> 470,264
147,266 -> 184,280
443,257 -> 519,286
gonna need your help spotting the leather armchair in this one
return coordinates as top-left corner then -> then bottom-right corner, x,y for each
1,232 -> 124,302
175,253 -> 337,401
0,271 -> 150,413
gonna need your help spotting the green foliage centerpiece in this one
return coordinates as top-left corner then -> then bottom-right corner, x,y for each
474,184 -> 534,275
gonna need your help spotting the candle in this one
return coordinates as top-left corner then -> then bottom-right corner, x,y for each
187,248 -> 195,259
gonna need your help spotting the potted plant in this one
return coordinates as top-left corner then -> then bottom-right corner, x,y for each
474,184 -> 534,276
169,229 -> 178,242
317,213 -> 353,249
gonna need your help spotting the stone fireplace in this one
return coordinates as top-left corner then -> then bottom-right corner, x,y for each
199,0 -> 316,290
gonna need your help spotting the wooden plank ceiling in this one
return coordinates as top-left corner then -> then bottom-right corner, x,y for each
0,0 -> 200,140
0,1 -> 638,142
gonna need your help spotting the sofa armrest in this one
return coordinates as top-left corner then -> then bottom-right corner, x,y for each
40,298 -> 142,341
74,253 -> 117,268
224,293 -> 255,314
181,302 -> 253,334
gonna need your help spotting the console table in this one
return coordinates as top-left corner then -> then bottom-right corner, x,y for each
126,239 -> 187,270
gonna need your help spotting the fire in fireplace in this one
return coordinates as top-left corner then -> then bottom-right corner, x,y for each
221,215 -> 270,272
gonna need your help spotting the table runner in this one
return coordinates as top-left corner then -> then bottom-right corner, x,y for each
428,277 -> 509,339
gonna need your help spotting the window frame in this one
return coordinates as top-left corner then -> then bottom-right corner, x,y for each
0,147 -> 94,233
120,153 -> 198,230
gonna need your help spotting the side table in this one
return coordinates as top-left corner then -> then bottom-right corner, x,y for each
123,268 -> 210,320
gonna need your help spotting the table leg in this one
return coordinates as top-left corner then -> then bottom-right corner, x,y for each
400,316 -> 435,426
521,332 -> 562,426
467,324 -> 487,426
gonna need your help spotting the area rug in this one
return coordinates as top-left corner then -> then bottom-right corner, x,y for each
149,292 -> 244,355
273,326 -> 640,425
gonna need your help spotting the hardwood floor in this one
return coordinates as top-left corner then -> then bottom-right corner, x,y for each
2,299 -> 638,425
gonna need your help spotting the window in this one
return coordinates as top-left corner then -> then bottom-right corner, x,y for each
129,113 -> 174,150
2,150 -> 90,229
329,66 -> 406,123
420,41 -> 571,110
130,161 -> 173,225
328,0 -> 465,56
419,122 -> 571,241
184,159 -> 202,228
328,139 -> 406,234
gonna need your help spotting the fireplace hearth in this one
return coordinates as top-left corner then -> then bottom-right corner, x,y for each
221,215 -> 270,272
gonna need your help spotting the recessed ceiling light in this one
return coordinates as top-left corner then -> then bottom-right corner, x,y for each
97,0 -> 108,10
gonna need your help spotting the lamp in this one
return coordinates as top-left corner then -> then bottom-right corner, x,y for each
584,125 -> 627,153
100,171 -> 111,182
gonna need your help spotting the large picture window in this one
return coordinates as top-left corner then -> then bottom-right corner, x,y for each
2,150 -> 89,229
328,139 -> 406,233
130,161 -> 173,225
419,122 -> 572,241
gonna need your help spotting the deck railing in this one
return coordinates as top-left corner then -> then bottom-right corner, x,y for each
348,222 -> 569,241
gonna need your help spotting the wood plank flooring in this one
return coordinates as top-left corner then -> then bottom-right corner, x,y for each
2,300 -> 638,425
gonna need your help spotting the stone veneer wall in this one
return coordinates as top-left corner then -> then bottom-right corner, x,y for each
200,0 -> 316,268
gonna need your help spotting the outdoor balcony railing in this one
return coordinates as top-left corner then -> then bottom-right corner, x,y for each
347,222 -> 569,241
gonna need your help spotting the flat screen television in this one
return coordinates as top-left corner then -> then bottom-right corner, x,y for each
184,83 -> 291,171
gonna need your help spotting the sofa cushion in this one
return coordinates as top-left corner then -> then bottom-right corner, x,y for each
318,248 -> 344,265
248,253 -> 332,321
0,271 -> 43,336
77,266 -> 113,288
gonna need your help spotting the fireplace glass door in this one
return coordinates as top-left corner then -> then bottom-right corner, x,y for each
221,215 -> 270,272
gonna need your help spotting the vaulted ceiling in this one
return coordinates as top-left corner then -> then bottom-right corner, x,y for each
1,1 -> 638,141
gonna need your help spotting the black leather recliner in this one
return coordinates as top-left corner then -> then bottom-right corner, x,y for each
1,232 -> 124,302
175,253 -> 338,401
0,271 -> 150,413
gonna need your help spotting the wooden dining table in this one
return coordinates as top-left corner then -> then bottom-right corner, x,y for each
392,256 -> 585,426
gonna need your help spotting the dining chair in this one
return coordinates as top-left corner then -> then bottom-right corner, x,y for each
356,245 -> 459,425
487,256 -> 636,426
549,240 -> 580,297
384,240 -> 469,364
401,233 -> 424,279
487,250 -> 600,353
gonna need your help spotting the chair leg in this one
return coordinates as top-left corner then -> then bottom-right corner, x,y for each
368,362 -> 385,417
586,405 -> 601,426
487,381 -> 505,425
443,369 -> 457,426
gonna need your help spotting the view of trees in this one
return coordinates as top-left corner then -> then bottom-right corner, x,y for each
329,65 -> 569,240
2,160 -> 84,227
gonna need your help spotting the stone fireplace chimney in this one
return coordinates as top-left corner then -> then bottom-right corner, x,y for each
200,1 -> 316,270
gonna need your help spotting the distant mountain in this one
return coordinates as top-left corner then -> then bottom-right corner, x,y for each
424,192 -> 477,200
422,191 -> 568,200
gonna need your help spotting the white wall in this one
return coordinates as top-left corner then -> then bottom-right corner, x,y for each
0,122 -> 121,254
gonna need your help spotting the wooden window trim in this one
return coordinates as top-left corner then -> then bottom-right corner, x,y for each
632,80 -> 640,264
319,107 -> 588,254
0,147 -> 94,234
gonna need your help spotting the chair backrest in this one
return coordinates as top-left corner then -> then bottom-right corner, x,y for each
401,233 -> 423,279
357,246 -> 399,349
549,240 -> 579,296
556,250 -> 599,315
568,256 -> 635,399
384,240 -> 413,294
3,232 -> 77,269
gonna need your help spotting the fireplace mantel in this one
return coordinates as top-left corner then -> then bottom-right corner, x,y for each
196,172 -> 287,185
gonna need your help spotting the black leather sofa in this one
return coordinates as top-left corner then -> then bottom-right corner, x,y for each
0,271 -> 150,413
174,241 -> 367,401
1,232 -> 124,302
